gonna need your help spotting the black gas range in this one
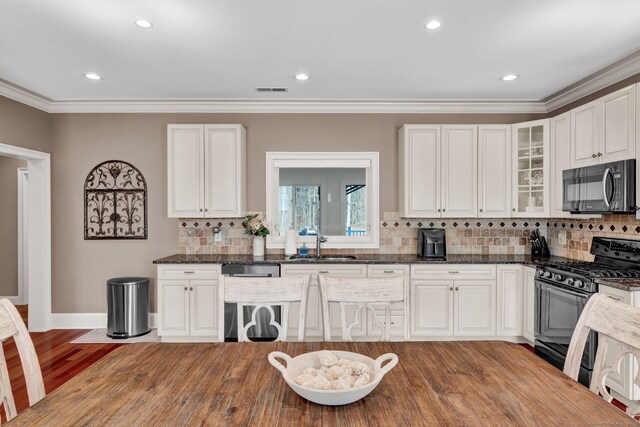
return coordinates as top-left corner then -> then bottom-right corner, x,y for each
534,237 -> 640,387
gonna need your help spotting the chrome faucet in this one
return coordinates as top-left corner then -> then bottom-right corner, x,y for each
316,234 -> 327,257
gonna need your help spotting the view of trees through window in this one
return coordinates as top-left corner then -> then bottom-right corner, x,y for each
279,184 -> 367,236
279,185 -> 320,235
345,185 -> 367,235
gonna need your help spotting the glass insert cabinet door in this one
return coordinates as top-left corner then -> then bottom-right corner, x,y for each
512,119 -> 550,217
265,152 -> 380,250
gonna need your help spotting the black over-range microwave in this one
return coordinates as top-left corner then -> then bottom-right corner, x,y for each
562,159 -> 636,214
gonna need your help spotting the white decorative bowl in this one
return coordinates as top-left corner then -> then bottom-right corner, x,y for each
268,350 -> 398,406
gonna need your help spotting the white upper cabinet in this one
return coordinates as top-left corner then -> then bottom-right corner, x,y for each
441,126 -> 478,218
600,85 -> 636,162
549,113 -> 570,217
167,124 -> 246,218
400,125 -> 479,218
399,125 -> 441,217
478,125 -> 511,218
570,85 -> 636,167
167,125 -> 204,217
511,119 -> 550,218
570,100 -> 599,167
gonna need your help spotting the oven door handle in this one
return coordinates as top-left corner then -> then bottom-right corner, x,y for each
536,280 -> 591,299
602,167 -> 613,207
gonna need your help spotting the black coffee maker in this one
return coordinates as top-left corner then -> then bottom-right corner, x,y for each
418,228 -> 446,258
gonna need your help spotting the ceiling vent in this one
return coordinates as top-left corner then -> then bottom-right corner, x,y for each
255,87 -> 288,93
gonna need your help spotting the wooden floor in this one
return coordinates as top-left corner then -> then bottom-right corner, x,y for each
1,305 -> 122,422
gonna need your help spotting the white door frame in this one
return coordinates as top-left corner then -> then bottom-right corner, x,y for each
17,168 -> 28,305
0,143 -> 51,331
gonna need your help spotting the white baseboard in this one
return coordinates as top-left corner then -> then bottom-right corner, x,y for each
51,313 -> 157,330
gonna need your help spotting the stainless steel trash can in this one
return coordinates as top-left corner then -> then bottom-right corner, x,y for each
107,277 -> 150,339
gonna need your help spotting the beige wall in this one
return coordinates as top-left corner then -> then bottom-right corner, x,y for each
0,96 -> 50,152
49,112 -> 543,313
0,97 -> 50,298
0,157 -> 27,296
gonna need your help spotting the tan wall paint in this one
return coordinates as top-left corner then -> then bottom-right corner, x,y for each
49,112 -> 543,313
0,97 -> 50,298
0,157 -> 27,296
0,96 -> 50,152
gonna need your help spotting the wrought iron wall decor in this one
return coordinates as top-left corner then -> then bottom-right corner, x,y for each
84,160 -> 148,240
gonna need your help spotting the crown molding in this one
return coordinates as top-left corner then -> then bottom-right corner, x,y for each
2,49 -> 639,114
543,49 -> 640,112
45,99 -> 546,114
0,79 -> 51,112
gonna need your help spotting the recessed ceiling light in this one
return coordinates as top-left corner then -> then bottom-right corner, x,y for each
135,19 -> 153,28
294,73 -> 311,81
424,20 -> 441,30
500,74 -> 519,81
83,72 -> 102,80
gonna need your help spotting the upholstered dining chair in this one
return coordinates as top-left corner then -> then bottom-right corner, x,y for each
564,293 -> 640,417
218,275 -> 311,342
318,275 -> 406,342
0,299 -> 45,423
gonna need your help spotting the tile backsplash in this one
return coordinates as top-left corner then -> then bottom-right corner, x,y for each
178,212 -> 640,259
545,214 -> 640,261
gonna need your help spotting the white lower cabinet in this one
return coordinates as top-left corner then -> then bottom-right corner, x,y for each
522,266 -> 537,343
366,265 -> 410,341
599,285 -> 640,403
410,265 -> 497,339
411,280 -> 454,337
280,264 -> 367,341
497,265 -> 523,336
157,265 -> 220,342
455,280 -> 496,336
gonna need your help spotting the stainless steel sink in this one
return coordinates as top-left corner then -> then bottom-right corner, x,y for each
318,255 -> 357,260
287,255 -> 357,261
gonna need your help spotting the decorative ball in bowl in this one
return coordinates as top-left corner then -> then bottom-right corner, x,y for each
268,350 -> 398,406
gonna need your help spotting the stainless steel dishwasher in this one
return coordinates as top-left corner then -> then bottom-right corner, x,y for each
221,263 -> 281,342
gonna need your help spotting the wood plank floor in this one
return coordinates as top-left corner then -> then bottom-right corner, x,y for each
1,305 -> 122,423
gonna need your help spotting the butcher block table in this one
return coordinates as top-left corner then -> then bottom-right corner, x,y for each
9,341 -> 633,426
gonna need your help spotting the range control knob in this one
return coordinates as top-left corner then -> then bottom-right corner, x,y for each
553,274 -> 563,281
543,271 -> 552,279
575,280 -> 585,288
566,278 -> 575,286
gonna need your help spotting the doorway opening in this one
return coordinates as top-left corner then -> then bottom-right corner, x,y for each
0,143 -> 51,332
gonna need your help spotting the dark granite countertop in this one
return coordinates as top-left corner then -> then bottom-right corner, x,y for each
153,253 -> 569,267
596,278 -> 640,292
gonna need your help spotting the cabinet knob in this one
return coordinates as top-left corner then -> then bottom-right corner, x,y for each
205,208 -> 208,212
479,208 -> 483,212
455,287 -> 459,291
437,209 -> 441,212
442,209 -> 446,212
199,209 -> 203,212
592,154 -> 597,158
184,287 -> 188,291
190,287 -> 193,291
597,152 -> 603,157
449,287 -> 453,291
512,208 -> 516,212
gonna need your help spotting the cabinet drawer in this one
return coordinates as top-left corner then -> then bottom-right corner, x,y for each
281,264 -> 367,277
411,264 -> 496,280
157,264 -> 221,280
367,265 -> 409,277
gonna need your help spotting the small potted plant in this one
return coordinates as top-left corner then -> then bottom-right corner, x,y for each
242,213 -> 270,257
